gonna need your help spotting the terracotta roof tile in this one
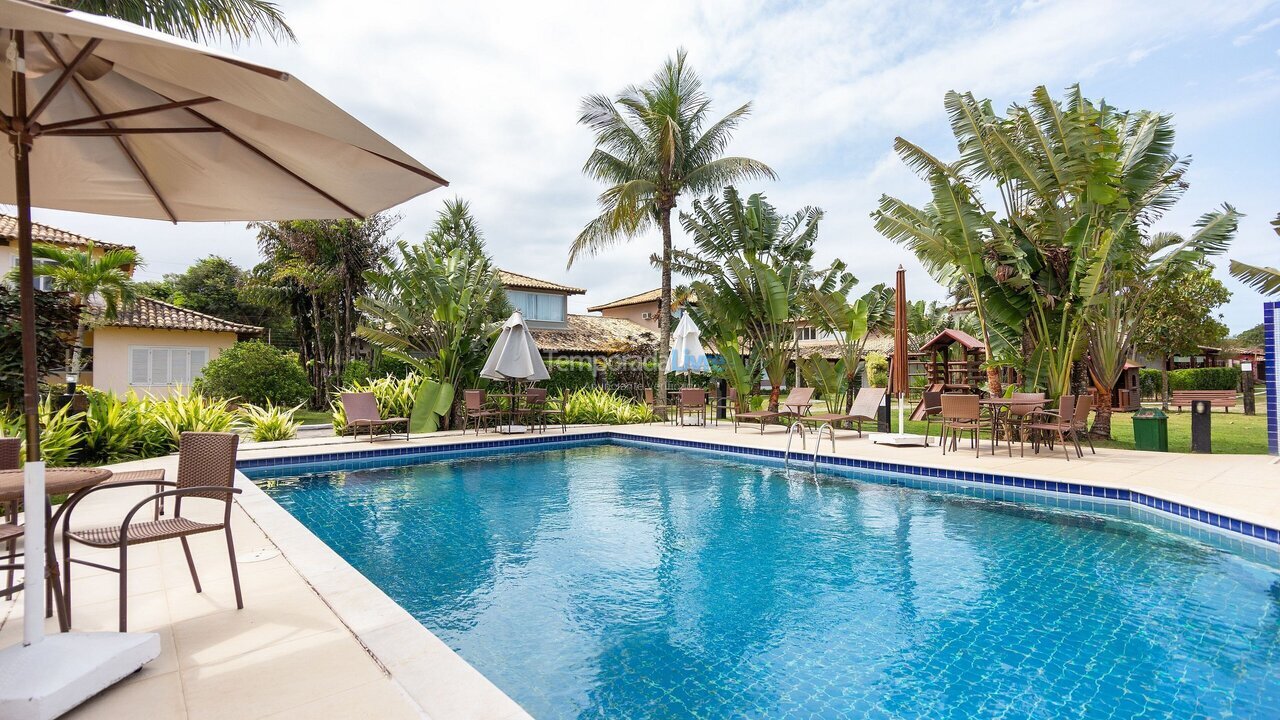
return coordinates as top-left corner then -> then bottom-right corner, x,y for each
0,215 -> 131,253
587,287 -> 662,312
94,297 -> 262,335
498,269 -> 585,295
530,315 -> 654,354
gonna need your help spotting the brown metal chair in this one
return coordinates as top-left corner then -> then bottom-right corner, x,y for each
678,388 -> 708,426
462,390 -> 500,435
1072,395 -> 1096,455
919,389 -> 944,445
0,522 -> 22,600
341,391 -> 409,442
1001,392 -> 1046,457
802,386 -> 887,438
63,432 -> 243,631
940,394 -> 983,458
1027,395 -> 1084,461
1,437 -> 20,593
644,388 -> 673,424
524,388 -> 567,433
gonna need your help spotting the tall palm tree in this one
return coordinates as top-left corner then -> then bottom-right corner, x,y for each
1229,213 -> 1280,296
570,49 -> 776,397
56,0 -> 295,44
21,241 -> 140,378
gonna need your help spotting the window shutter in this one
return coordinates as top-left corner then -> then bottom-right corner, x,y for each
190,348 -> 209,380
130,348 -> 150,385
170,349 -> 189,387
151,348 -> 170,385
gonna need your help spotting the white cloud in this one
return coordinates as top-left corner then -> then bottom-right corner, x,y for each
1233,16 -> 1280,45
16,0 -> 1279,331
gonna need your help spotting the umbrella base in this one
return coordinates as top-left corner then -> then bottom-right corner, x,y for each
495,425 -> 529,434
873,433 -> 930,447
0,632 -> 160,719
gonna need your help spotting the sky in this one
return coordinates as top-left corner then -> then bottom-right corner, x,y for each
16,0 -> 1280,333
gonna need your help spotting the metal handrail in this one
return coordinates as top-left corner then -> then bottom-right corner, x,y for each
784,422 -> 807,468
812,423 -> 835,474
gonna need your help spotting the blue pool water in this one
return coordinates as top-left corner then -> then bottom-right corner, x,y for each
254,442 -> 1280,719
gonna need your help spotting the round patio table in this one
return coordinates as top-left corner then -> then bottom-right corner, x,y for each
978,398 -> 1013,454
487,393 -> 527,433
0,467 -> 113,632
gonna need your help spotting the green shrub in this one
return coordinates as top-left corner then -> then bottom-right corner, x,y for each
81,389 -> 148,465
193,341 -> 312,407
341,359 -> 374,387
331,373 -> 424,434
0,396 -> 84,468
560,388 -> 656,425
144,391 -> 236,455
235,402 -> 302,442
542,359 -> 596,394
1140,367 -> 1240,397
864,352 -> 889,387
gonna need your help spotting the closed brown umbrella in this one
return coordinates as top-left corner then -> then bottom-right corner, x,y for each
1,0 -> 445,708
876,265 -> 926,446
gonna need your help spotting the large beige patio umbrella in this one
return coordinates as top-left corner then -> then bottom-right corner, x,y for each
0,1 -> 444,715
482,311 -> 549,433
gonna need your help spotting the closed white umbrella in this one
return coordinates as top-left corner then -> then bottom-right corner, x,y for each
481,312 -> 549,433
0,1 -> 446,713
667,313 -> 710,376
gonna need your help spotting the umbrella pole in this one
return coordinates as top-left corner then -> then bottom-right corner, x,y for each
10,34 -> 47,647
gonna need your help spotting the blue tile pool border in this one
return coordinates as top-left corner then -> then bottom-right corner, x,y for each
237,430 -> 1280,548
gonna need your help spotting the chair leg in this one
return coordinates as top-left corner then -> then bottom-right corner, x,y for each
118,545 -> 129,632
1060,430 -> 1071,461
226,527 -> 244,610
62,526 -> 73,626
180,536 -> 203,593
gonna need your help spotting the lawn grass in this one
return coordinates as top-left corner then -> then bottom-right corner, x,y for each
294,408 -> 334,426
866,392 -> 1271,456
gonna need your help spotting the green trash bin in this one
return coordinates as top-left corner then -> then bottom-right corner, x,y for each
1132,408 -> 1168,452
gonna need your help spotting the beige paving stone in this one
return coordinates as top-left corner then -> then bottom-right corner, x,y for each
63,670 -> 187,720
258,679 -> 422,720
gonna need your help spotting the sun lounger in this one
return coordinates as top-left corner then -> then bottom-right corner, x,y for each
341,391 -> 409,442
801,386 -> 887,437
734,387 -> 814,434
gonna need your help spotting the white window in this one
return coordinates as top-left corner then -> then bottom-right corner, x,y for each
129,346 -> 209,386
10,256 -> 54,291
797,326 -> 817,341
507,290 -> 565,323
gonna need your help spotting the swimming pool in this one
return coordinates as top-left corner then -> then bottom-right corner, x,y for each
252,441 -> 1280,719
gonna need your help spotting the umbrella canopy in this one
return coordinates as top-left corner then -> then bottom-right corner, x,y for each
481,312 -> 550,382
0,0 -> 445,220
0,0 -> 445,653
891,265 -> 909,395
667,313 -> 710,373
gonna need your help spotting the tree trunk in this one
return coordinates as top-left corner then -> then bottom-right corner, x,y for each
1089,375 -> 1112,440
986,366 -> 1002,398
1160,357 -> 1170,411
656,206 -> 674,401
70,323 -> 86,378
768,384 -> 780,412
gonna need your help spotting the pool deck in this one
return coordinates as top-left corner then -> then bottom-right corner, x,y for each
2,422 -> 1277,719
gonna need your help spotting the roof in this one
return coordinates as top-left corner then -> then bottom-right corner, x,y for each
0,215 -> 131,253
499,270 -> 585,295
588,287 -> 661,312
94,297 -> 262,335
530,315 -> 653,354
587,287 -> 698,312
796,333 -> 895,361
919,328 -> 986,353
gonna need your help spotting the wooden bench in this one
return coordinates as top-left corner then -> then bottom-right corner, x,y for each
1170,390 -> 1236,412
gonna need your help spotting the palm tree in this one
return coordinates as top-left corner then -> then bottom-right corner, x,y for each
570,49 -> 776,397
20,241 -> 140,379
1229,213 -> 1280,296
56,0 -> 295,44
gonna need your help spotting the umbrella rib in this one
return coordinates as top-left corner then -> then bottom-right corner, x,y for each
177,105 -> 363,218
38,97 -> 219,132
27,38 -> 101,123
35,33 -> 179,223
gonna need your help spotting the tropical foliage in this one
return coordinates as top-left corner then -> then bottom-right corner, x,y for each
0,287 -> 80,407
560,388 -> 656,425
14,241 -> 141,380
329,374 -> 423,435
801,284 -> 893,414
234,402 -> 302,442
1229,213 -> 1280,296
873,85 -> 1236,405
356,200 -> 511,430
250,214 -> 396,405
58,0 -> 295,44
672,188 -> 852,410
1134,268 -> 1231,409
193,341 -> 313,407
571,49 -> 775,398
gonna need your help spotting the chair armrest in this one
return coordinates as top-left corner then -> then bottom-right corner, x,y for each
121,486 -> 243,534
59,478 -> 178,527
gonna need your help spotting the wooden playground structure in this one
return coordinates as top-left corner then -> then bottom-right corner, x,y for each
897,329 -> 988,421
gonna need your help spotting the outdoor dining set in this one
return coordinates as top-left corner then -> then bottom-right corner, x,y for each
460,387 -> 567,435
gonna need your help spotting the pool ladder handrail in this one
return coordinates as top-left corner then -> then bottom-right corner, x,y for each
784,422 -> 807,469
812,422 -> 835,474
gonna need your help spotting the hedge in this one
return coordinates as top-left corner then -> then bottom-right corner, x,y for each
542,359 -> 597,394
1139,367 -> 1240,397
